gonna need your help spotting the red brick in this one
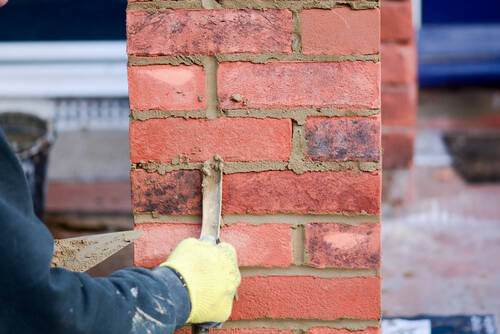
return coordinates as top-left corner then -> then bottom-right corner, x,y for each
382,84 -> 417,127
46,182 -> 131,213
176,329 -> 293,334
130,169 -> 202,215
305,223 -> 380,269
134,223 -> 293,268
231,276 -> 381,320
382,131 -> 415,169
223,171 -> 381,215
127,9 -> 292,56
381,1 -> 414,42
302,8 -> 380,55
308,327 -> 380,334
218,62 -> 381,110
128,65 -> 206,111
381,43 -> 417,84
305,116 -> 381,162
129,118 -> 292,163
131,170 -> 381,215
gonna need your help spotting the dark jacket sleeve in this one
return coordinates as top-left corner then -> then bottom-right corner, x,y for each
0,129 -> 191,334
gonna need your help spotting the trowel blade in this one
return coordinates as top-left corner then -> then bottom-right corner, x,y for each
51,230 -> 143,273
200,156 -> 223,243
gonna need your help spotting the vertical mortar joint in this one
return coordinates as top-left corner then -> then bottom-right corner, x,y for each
288,121 -> 308,174
292,10 -> 303,55
293,224 -> 306,265
204,56 -> 221,120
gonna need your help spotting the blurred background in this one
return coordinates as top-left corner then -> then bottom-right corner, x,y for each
0,0 -> 498,332
0,0 -> 132,275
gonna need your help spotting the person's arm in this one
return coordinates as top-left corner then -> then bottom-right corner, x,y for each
0,129 -> 190,333
0,128 -> 240,334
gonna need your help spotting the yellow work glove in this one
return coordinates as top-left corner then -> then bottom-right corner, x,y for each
161,238 -> 241,324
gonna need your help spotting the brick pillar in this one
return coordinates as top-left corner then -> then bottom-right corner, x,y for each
127,1 -> 381,333
381,0 -> 418,169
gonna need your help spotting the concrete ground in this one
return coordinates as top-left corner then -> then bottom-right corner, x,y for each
382,88 -> 500,330
382,165 -> 500,329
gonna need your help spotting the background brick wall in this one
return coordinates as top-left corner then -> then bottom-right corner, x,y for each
381,0 -> 417,169
127,1 -> 381,332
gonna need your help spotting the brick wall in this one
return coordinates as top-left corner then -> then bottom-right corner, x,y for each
127,1 -> 381,333
381,0 -> 417,169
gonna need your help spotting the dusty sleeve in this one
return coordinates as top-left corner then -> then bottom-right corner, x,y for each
0,129 -> 191,334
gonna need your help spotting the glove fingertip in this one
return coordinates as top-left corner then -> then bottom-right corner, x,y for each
218,242 -> 238,256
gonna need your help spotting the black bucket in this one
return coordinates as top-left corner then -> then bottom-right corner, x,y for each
0,112 -> 55,220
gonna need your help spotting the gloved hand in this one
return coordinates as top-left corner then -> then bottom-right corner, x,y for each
161,238 -> 241,324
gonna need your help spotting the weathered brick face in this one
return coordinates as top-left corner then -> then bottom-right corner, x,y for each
127,1 -> 381,333
305,116 -> 381,162
381,0 -> 418,169
305,222 -> 381,268
127,9 -> 293,55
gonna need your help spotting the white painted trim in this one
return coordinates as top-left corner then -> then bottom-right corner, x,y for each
412,0 -> 422,30
0,41 -> 128,98
0,41 -> 127,62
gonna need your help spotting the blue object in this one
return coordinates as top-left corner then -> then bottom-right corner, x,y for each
384,315 -> 497,334
422,0 -> 500,24
418,25 -> 500,87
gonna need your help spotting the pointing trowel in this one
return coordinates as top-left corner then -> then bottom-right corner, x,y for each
192,155 -> 224,334
50,155 -> 226,334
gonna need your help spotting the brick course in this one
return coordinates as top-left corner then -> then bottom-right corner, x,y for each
127,9 -> 293,56
130,118 -> 292,163
218,62 -> 381,110
176,329 -> 293,334
131,170 -> 381,215
231,276 -> 381,320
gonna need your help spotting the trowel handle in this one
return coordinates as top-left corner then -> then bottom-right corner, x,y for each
192,324 -> 210,334
199,235 -> 217,245
192,322 -> 220,333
